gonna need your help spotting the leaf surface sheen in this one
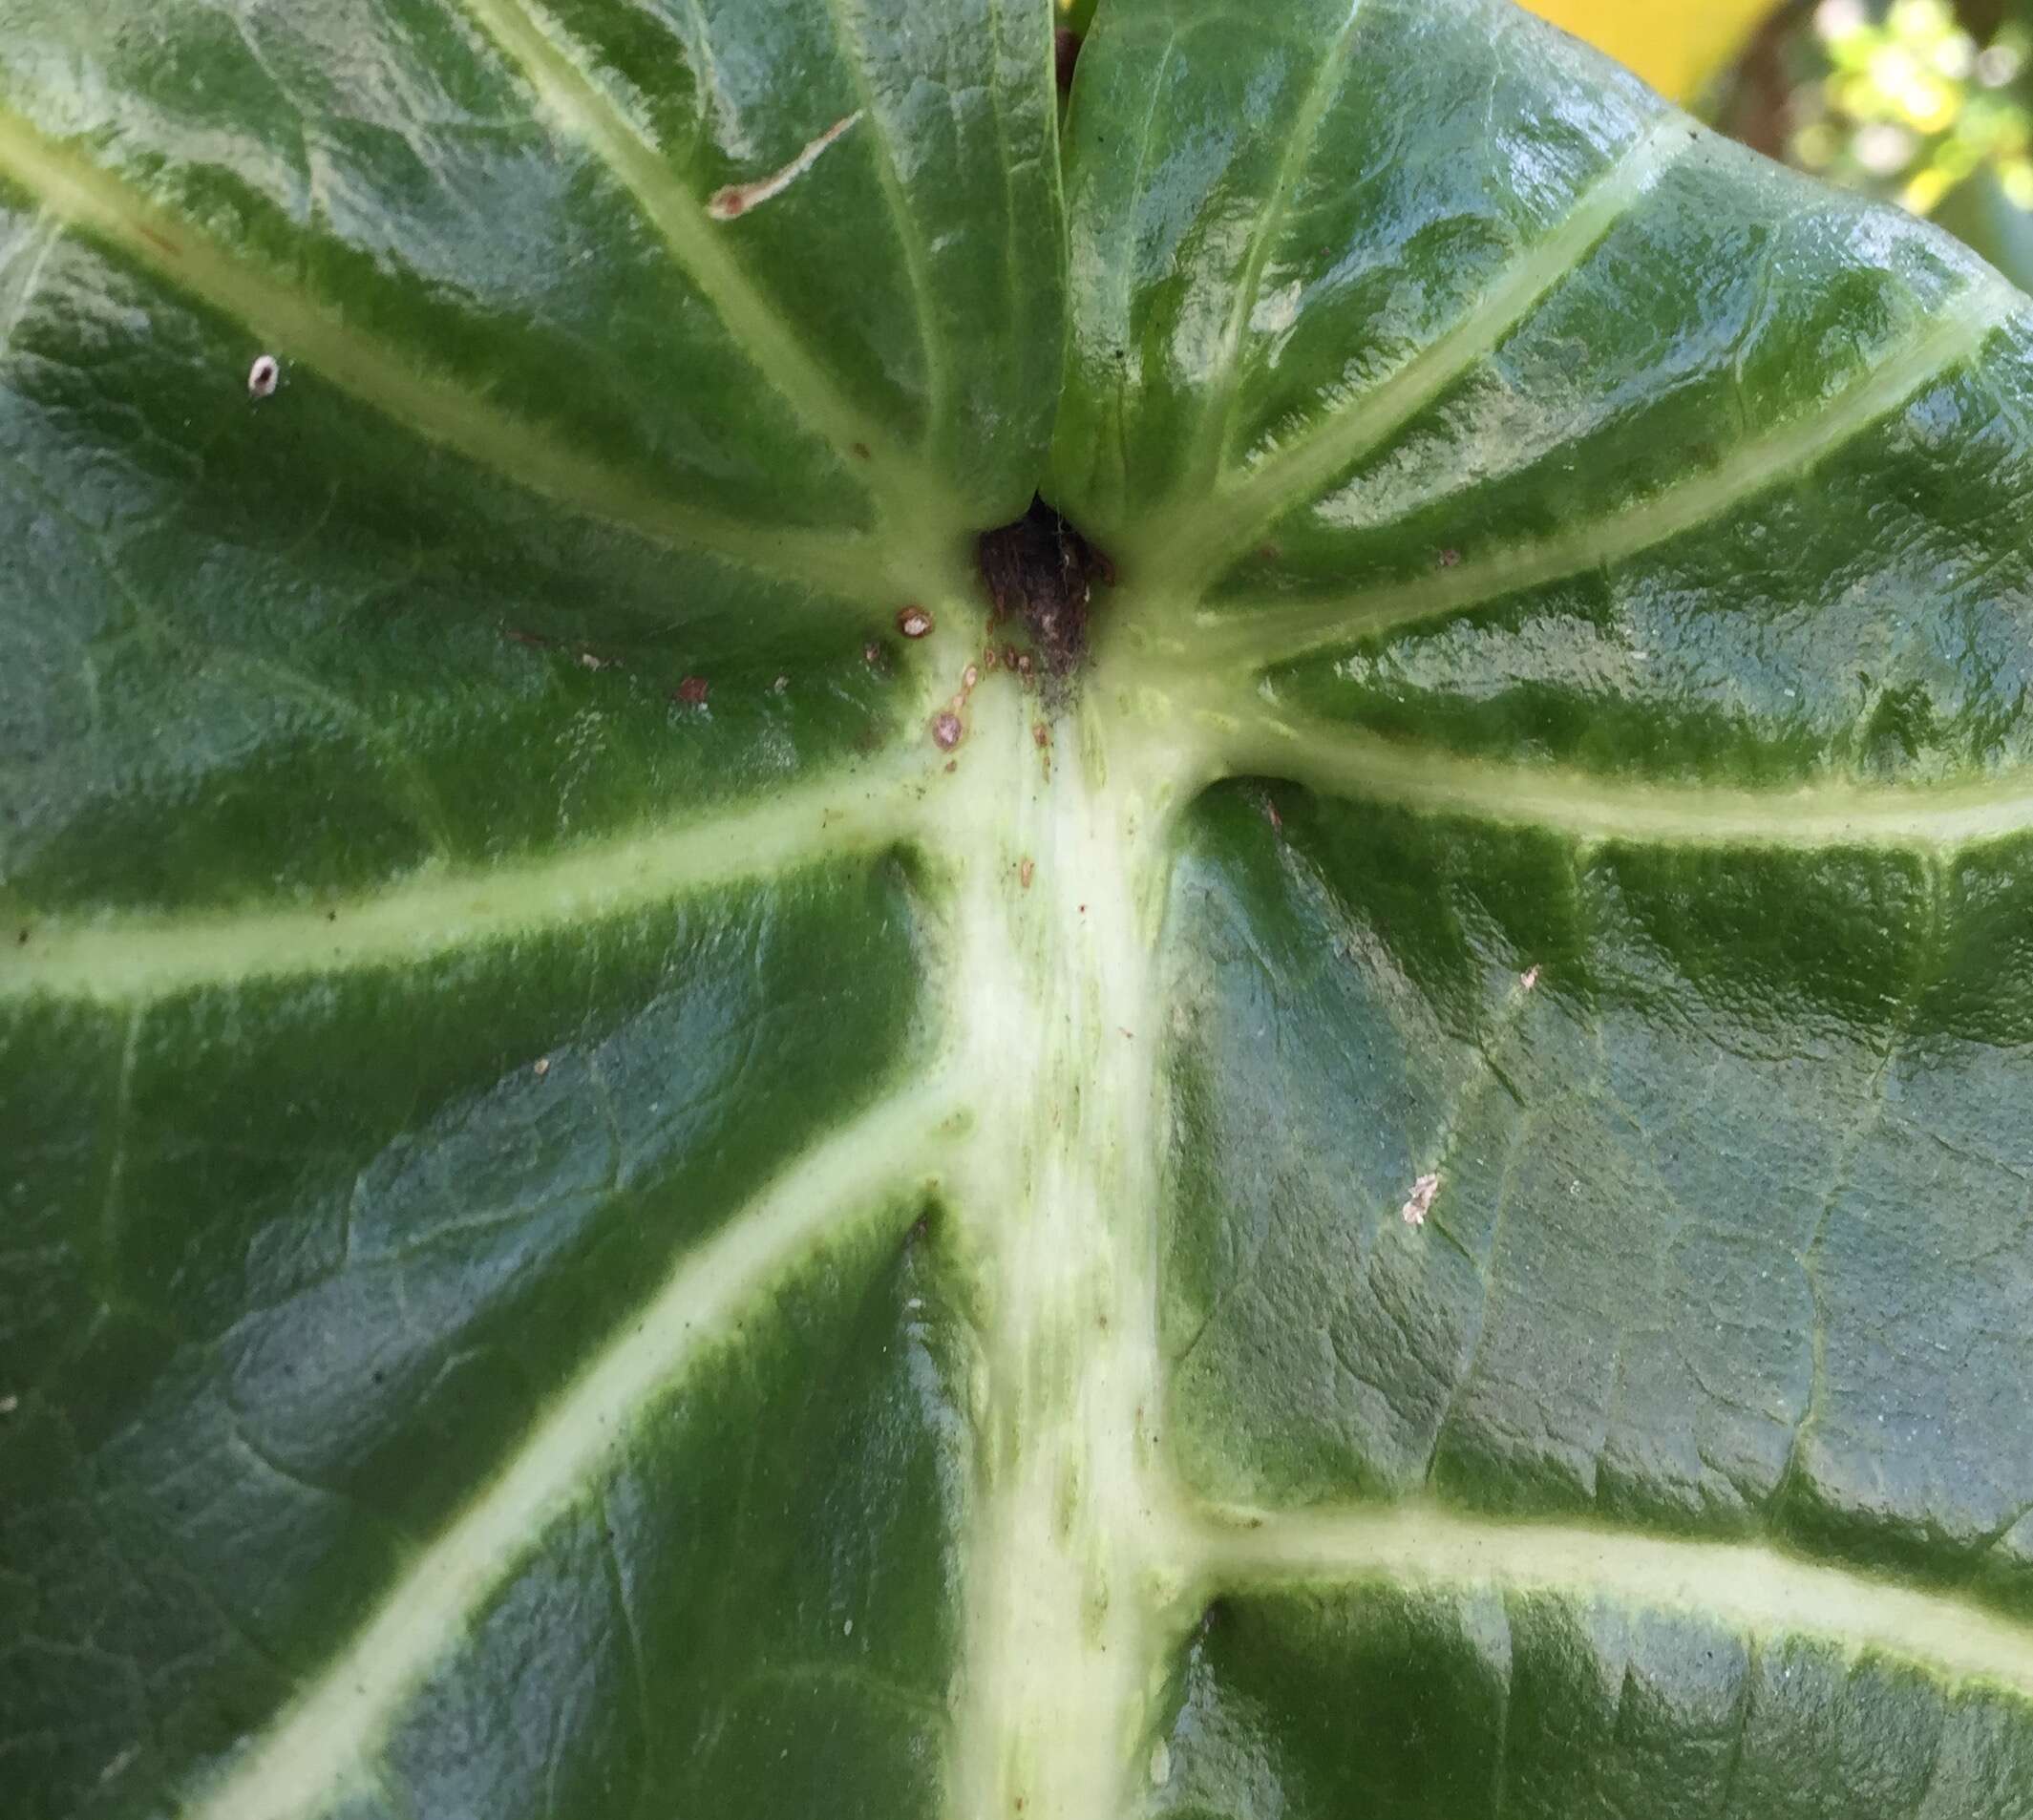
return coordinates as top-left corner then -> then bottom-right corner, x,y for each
4,1 -> 2033,1817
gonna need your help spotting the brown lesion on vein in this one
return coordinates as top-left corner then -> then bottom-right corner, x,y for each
0,108 -> 888,598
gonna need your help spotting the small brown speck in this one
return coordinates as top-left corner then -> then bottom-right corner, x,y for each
943,758 -> 958,772
1031,722 -> 1050,749
1438,547 -> 1460,568
533,1056 -> 551,1079
851,441 -> 872,459
1002,645 -> 1020,670
932,710 -> 964,751
983,646 -> 999,670
864,641 -> 883,667
898,604 -> 934,638
1019,857 -> 1034,889
1257,542 -> 1281,563
675,675 -> 709,706
16,928 -> 28,945
504,627 -> 550,649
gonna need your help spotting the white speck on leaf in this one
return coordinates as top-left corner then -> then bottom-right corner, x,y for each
0,1393 -> 16,1415
1519,963 -> 1540,991
843,1618 -> 853,1636
247,354 -> 280,398
1150,1740 -> 1172,1787
1400,1173 -> 1440,1226
707,111 -> 865,221
533,1056 -> 550,1078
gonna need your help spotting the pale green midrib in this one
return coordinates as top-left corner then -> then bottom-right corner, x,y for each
0,112 -> 880,596
1151,110 -> 1686,591
178,1084 -> 964,1820
455,0 -> 921,487
1195,274 -> 2019,667
1,757 -> 924,1005
1193,1502 -> 2033,1701
1209,704 -> 2033,851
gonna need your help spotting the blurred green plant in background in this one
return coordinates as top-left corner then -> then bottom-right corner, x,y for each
1783,0 -> 2030,214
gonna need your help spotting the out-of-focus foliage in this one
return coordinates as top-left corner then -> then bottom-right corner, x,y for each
1580,0 -> 2033,290
1788,0 -> 2033,216
1523,0 -> 1777,98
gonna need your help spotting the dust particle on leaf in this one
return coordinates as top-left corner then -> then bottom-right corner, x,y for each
247,354 -> 280,398
1520,963 -> 1541,991
1400,1173 -> 1441,1226
898,605 -> 934,638
533,1056 -> 551,1079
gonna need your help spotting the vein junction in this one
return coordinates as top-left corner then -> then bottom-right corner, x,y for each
140,644 -> 2033,1820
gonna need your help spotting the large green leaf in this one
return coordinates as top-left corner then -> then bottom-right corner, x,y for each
5,0 -> 2033,1815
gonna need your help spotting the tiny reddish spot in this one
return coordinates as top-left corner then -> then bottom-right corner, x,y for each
983,646 -> 999,670
675,675 -> 709,706
1257,543 -> 1280,563
1438,547 -> 1461,568
898,604 -> 934,638
932,710 -> 964,751
1264,795 -> 1282,834
1032,722 -> 1049,749
1019,857 -> 1034,889
1002,645 -> 1020,670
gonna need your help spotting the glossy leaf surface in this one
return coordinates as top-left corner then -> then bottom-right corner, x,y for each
4,2 -> 2033,1817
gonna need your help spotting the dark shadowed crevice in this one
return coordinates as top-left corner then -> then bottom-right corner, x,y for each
977,496 -> 1114,688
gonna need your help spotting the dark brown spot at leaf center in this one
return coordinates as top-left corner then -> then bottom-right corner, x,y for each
976,497 -> 1112,694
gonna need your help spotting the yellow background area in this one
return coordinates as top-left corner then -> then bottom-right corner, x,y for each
1522,0 -> 1778,99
